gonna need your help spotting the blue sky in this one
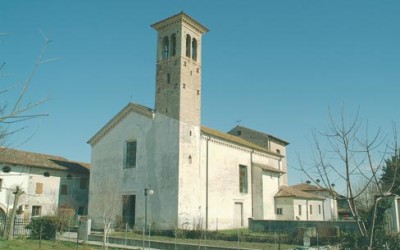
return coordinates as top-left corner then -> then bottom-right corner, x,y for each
1,1 -> 399,186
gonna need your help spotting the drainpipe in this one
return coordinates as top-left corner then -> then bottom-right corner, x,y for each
278,161 -> 281,188
395,197 -> 400,232
205,136 -> 210,230
306,200 -> 309,221
250,150 -> 254,218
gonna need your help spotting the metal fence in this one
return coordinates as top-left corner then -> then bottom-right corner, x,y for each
0,217 -> 31,238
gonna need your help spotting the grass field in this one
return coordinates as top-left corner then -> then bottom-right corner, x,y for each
0,237 -> 297,250
0,229 -> 298,250
0,239 -> 109,250
110,229 -> 298,249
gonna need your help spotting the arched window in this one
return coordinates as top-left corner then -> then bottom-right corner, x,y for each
192,38 -> 197,61
186,34 -> 191,57
2,166 -> 11,173
171,34 -> 176,56
162,36 -> 169,59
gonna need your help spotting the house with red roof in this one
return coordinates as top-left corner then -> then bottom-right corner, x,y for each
274,185 -> 325,221
290,182 -> 339,221
0,147 -> 90,223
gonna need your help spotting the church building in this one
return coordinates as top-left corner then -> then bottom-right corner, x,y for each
87,12 -> 289,230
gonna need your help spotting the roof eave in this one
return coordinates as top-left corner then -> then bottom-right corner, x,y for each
151,12 -> 209,34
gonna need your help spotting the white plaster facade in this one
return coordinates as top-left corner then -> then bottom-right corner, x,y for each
275,186 -> 325,221
290,183 -> 338,221
0,148 -> 90,221
385,196 -> 400,233
274,198 -> 324,221
87,12 -> 289,230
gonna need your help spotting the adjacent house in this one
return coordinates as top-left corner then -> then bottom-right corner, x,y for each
291,183 -> 338,221
0,147 -> 90,223
336,195 -> 353,220
275,186 -> 325,221
87,12 -> 289,230
383,196 -> 400,233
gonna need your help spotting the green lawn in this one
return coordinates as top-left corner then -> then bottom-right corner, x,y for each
0,236 -> 297,250
0,230 -> 298,250
111,230 -> 298,249
0,239 -> 109,250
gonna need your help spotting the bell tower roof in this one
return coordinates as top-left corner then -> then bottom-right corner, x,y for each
151,12 -> 209,34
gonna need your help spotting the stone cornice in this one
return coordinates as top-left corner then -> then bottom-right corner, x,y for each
88,103 -> 155,146
151,12 -> 209,34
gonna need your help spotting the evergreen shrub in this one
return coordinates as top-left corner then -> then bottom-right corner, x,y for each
26,216 -> 58,240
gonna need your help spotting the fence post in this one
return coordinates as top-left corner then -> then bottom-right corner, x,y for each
142,226 -> 145,249
125,223 -> 128,246
148,224 -> 151,250
237,229 -> 240,250
278,231 -> 281,250
39,218 -> 42,249
174,228 -> 177,250
76,220 -> 80,250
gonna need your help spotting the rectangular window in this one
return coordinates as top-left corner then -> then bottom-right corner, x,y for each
32,206 -> 42,216
78,206 -> 85,215
319,205 -> 321,214
239,165 -> 248,193
276,208 -> 283,215
61,185 -> 68,195
310,205 -> 313,215
298,205 -> 302,216
80,177 -> 87,189
36,183 -> 43,194
125,141 -> 137,168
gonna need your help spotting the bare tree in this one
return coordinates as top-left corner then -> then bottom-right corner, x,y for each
2,186 -> 24,240
299,107 -> 398,249
0,32 -> 53,239
89,176 -> 124,250
0,31 -> 52,145
354,176 -> 379,216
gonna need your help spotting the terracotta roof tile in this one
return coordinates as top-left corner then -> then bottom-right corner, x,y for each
253,163 -> 286,174
291,183 -> 340,197
291,183 -> 326,191
201,126 -> 282,156
275,186 -> 324,200
0,147 -> 90,173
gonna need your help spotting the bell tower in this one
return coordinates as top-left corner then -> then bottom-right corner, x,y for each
151,12 -> 208,127
151,13 -> 208,227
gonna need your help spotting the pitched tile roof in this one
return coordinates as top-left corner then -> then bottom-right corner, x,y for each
229,125 -> 289,145
201,126 -> 283,157
88,102 -> 155,146
253,163 -> 286,174
87,102 -> 285,157
290,183 -> 340,198
291,183 -> 327,191
275,186 -> 324,200
0,147 -> 90,173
